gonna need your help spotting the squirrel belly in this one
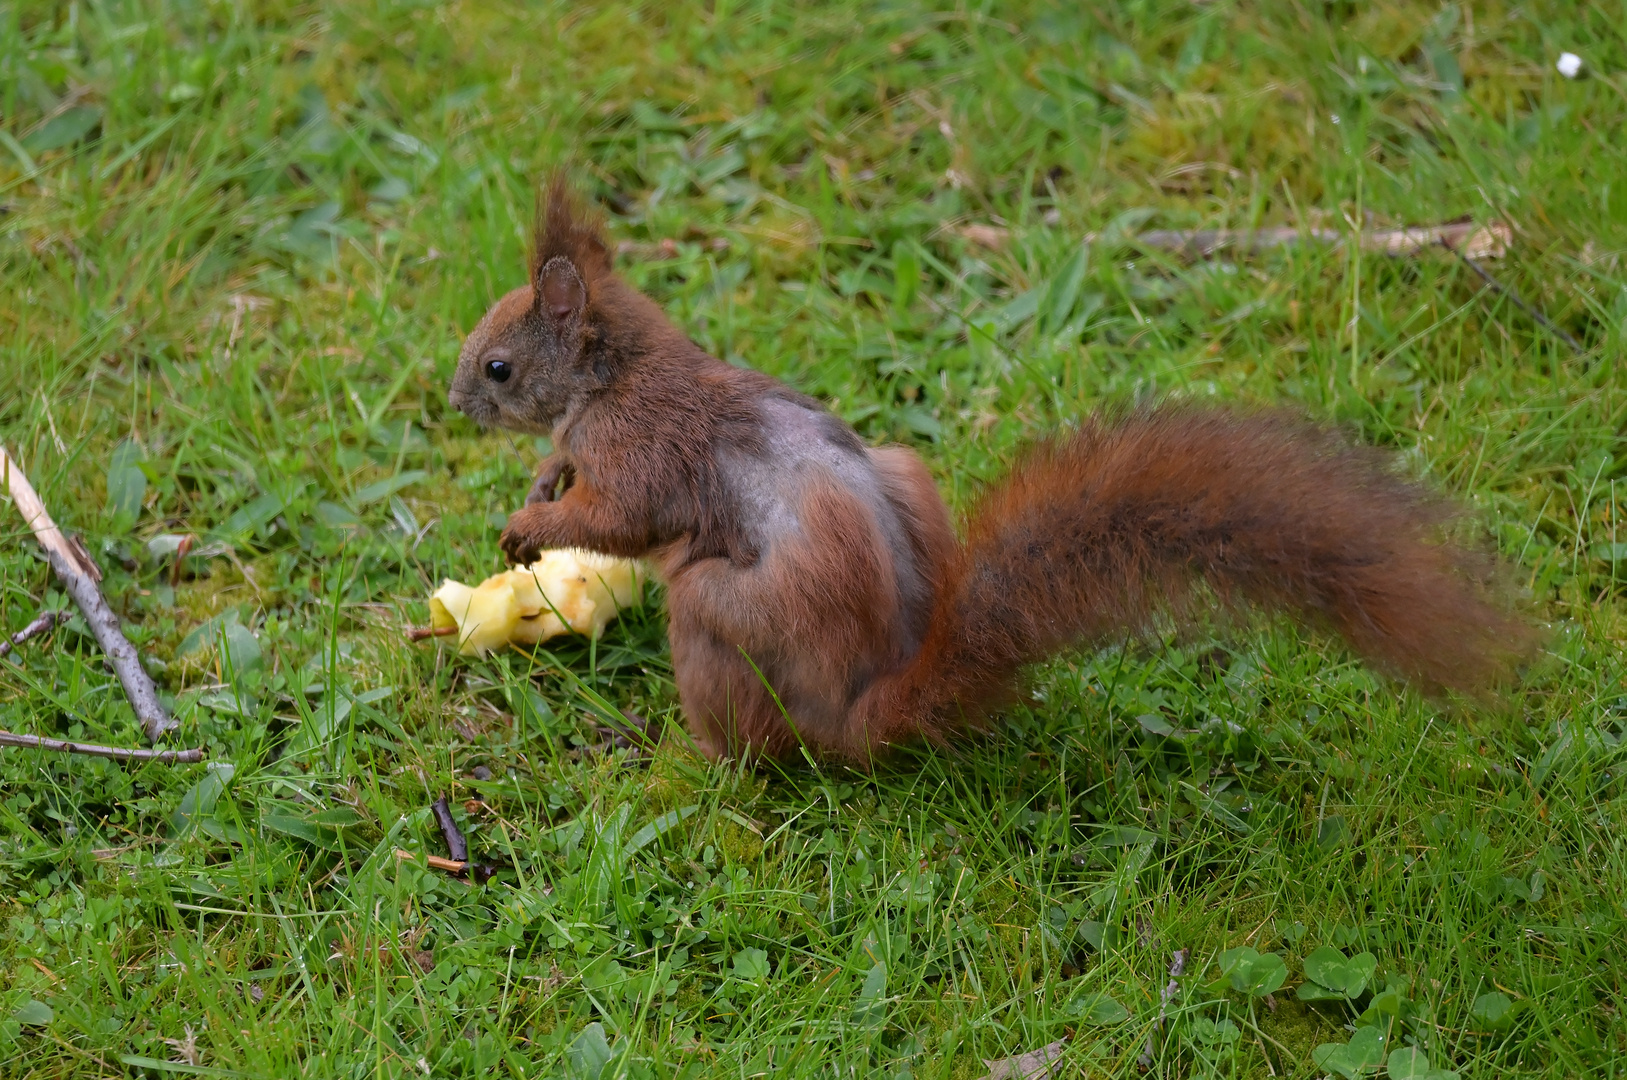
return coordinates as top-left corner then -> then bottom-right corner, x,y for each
448,179 -> 1535,765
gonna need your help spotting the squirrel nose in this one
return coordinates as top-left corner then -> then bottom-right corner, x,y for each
448,376 -> 479,415
447,381 -> 496,425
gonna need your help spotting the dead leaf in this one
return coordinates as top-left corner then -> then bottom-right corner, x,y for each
980,1039 -> 1066,1080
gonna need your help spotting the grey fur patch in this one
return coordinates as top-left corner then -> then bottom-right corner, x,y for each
719,398 -> 933,652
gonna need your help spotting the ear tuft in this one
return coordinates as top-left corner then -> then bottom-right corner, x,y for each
530,173 -> 612,304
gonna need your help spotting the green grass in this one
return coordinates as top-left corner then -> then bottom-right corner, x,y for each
1,1 -> 1624,1076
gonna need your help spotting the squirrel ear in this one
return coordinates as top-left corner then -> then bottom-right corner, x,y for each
536,256 -> 586,325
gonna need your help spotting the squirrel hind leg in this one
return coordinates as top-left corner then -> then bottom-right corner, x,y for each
667,614 -> 801,762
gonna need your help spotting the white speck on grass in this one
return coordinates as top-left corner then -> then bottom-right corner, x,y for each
1557,52 -> 1583,79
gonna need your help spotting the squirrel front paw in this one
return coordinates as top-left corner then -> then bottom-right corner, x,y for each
499,506 -> 548,565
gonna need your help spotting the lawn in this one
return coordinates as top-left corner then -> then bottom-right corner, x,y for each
1,1 -> 1624,1077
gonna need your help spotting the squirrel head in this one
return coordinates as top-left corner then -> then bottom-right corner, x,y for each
449,178 -> 614,435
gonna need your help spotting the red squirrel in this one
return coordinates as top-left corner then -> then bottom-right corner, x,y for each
448,180 -> 1533,764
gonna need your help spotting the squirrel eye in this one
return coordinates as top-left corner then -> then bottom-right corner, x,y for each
485,359 -> 511,383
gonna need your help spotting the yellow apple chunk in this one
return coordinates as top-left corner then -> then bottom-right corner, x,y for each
428,551 -> 641,656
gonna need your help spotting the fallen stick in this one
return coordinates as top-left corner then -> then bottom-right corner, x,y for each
397,801 -> 501,884
406,625 -> 456,642
394,846 -> 499,883
949,219 -> 1511,260
0,730 -> 203,763
396,848 -> 468,874
430,795 -> 469,862
1127,220 -> 1510,259
0,447 -> 177,741
1440,237 -> 1586,356
0,609 -> 66,660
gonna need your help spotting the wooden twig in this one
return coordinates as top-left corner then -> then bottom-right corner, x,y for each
1129,220 -> 1510,259
0,609 -> 67,660
392,847 -> 499,884
0,447 -> 176,741
949,219 -> 1511,260
403,796 -> 505,886
0,730 -> 203,763
0,445 -> 176,741
394,848 -> 467,873
430,795 -> 469,862
406,625 -> 456,642
1439,237 -> 1586,356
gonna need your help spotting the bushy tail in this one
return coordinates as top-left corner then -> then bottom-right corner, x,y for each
852,407 -> 1534,754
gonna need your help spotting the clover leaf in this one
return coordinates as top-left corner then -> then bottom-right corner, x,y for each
1313,1025 -> 1388,1079
1216,946 -> 1288,997
1387,1046 -> 1461,1080
1299,945 -> 1378,1000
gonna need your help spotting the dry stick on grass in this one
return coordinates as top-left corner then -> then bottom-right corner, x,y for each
430,795 -> 469,862
1439,236 -> 1586,356
1128,220 -> 1511,259
406,625 -> 456,642
0,607 -> 203,762
394,849 -> 468,874
401,799 -> 499,882
0,609 -> 66,659
0,447 -> 178,742
0,731 -> 203,763
393,848 -> 500,884
951,218 -> 1512,261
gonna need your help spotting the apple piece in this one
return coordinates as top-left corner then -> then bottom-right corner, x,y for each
429,575 -> 521,656
427,551 -> 642,655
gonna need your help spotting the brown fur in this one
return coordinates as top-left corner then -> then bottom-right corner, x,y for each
448,183 -> 1537,766
531,175 -> 614,287
848,409 -> 1534,755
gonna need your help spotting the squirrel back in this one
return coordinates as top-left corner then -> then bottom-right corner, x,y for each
450,182 -> 1536,764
